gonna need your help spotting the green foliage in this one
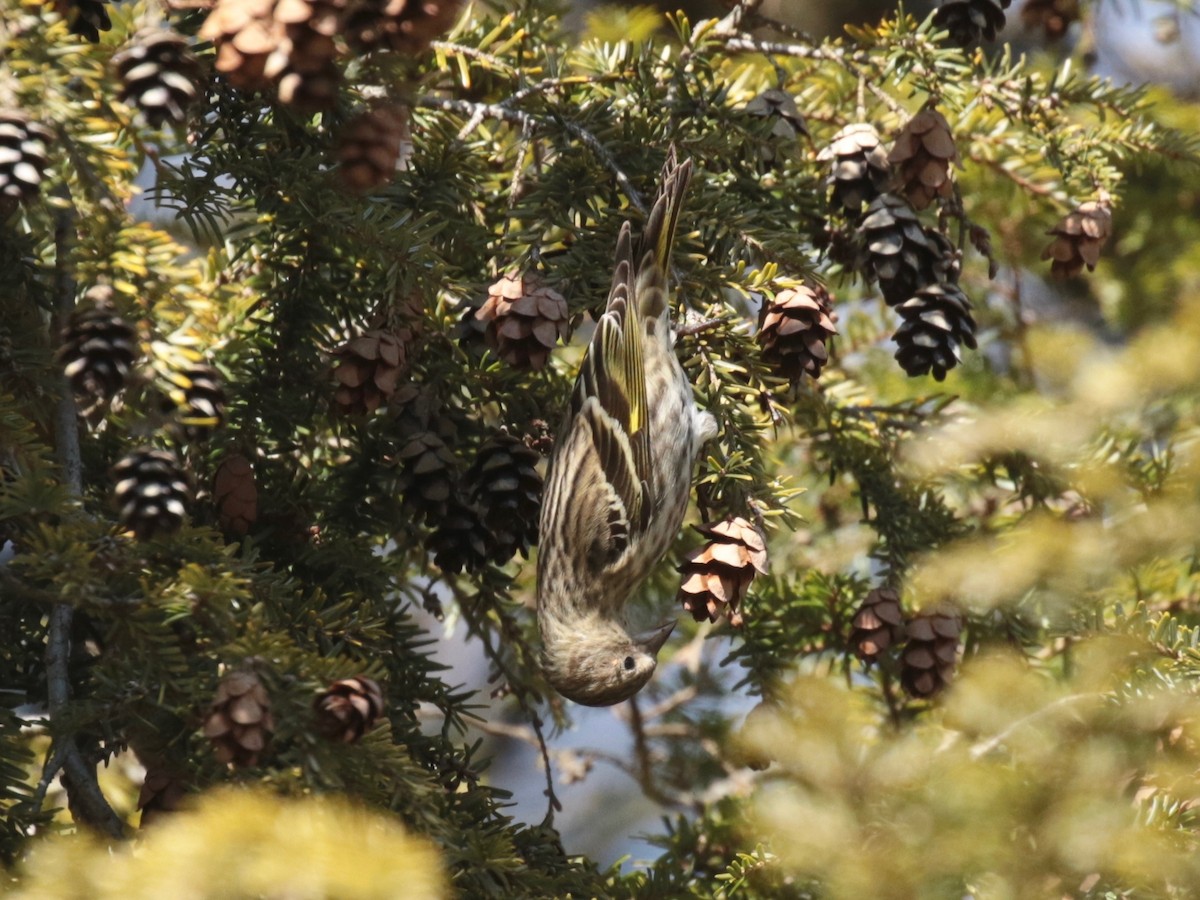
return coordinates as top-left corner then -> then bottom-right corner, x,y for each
3,0 -> 1200,897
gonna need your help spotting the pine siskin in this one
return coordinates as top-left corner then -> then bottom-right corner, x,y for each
537,150 -> 717,707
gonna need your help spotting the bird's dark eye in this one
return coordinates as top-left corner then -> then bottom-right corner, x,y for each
623,656 -> 635,671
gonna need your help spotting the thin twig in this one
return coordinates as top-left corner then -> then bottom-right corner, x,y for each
418,96 -> 534,131
444,579 -> 562,820
968,693 -> 1106,760
624,695 -> 677,807
553,116 -> 647,215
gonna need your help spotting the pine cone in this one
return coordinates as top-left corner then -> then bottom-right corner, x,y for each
1041,200 -> 1112,279
677,517 -> 769,627
900,605 -> 963,697
203,670 -> 274,767
0,110 -> 54,204
337,104 -> 411,193
849,587 -> 905,662
475,273 -> 569,371
314,676 -> 385,743
344,0 -> 463,54
932,0 -> 1012,46
137,768 -> 187,827
390,383 -> 456,440
757,284 -> 838,381
394,430 -> 457,522
426,499 -> 491,573
213,454 -> 258,536
58,286 -> 139,406
332,327 -> 412,415
273,0 -> 345,111
818,123 -> 891,216
167,363 -> 226,440
745,89 -> 806,163
887,107 -> 959,210
857,194 -> 958,306
199,0 -> 287,92
467,432 -> 542,562
893,281 -> 978,381
112,28 -> 203,127
112,448 -> 191,540
1020,0 -> 1079,40
55,0 -> 112,42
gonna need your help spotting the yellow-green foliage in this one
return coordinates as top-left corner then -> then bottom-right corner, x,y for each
13,788 -> 446,900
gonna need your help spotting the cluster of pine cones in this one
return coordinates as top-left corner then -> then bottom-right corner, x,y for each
785,100 -> 1112,383
54,286 -> 228,542
850,587 -> 964,698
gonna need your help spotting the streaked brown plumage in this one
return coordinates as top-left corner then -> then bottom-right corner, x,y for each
537,150 -> 717,707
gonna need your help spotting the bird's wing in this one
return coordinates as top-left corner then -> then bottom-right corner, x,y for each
552,150 -> 694,573
570,232 -> 653,543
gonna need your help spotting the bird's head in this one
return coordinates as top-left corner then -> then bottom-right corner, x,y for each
541,617 -> 675,707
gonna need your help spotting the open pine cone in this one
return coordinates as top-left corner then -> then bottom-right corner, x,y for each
1041,200 -> 1112,279
677,517 -> 768,626
314,676 -> 386,743
475,273 -> 569,370
203,670 -> 274,767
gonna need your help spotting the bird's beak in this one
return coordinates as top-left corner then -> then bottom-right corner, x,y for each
637,620 -> 676,655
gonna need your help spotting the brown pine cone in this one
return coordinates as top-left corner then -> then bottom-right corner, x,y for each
467,432 -> 542,562
58,286 -> 139,407
332,327 -> 412,415
849,587 -> 905,662
344,0 -> 464,54
337,104 -> 412,193
0,110 -> 55,205
475,273 -> 569,371
213,454 -> 258,536
394,430 -> 457,522
314,676 -> 386,743
273,0 -> 345,111
818,123 -> 891,216
744,89 -> 806,163
757,284 -> 838,381
892,281 -> 978,381
856,194 -> 959,307
137,768 -> 188,827
1041,200 -> 1112,279
900,605 -> 963,697
426,499 -> 491,573
112,28 -> 204,127
202,670 -> 274,766
888,107 -> 959,210
677,517 -> 769,627
199,0 -> 287,92
112,448 -> 191,541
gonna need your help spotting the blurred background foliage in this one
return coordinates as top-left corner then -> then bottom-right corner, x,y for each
3,0 -> 1200,896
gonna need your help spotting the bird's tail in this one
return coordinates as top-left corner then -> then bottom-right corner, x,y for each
633,147 -> 693,321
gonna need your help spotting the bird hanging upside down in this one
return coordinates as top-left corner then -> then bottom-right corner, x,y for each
537,150 -> 717,707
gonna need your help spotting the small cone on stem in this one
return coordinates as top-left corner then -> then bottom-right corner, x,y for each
474,273 -> 569,371
900,605 -> 963,697
202,670 -> 274,767
849,587 -> 905,662
677,517 -> 769,626
314,676 -> 386,743
1041,200 -> 1113,279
